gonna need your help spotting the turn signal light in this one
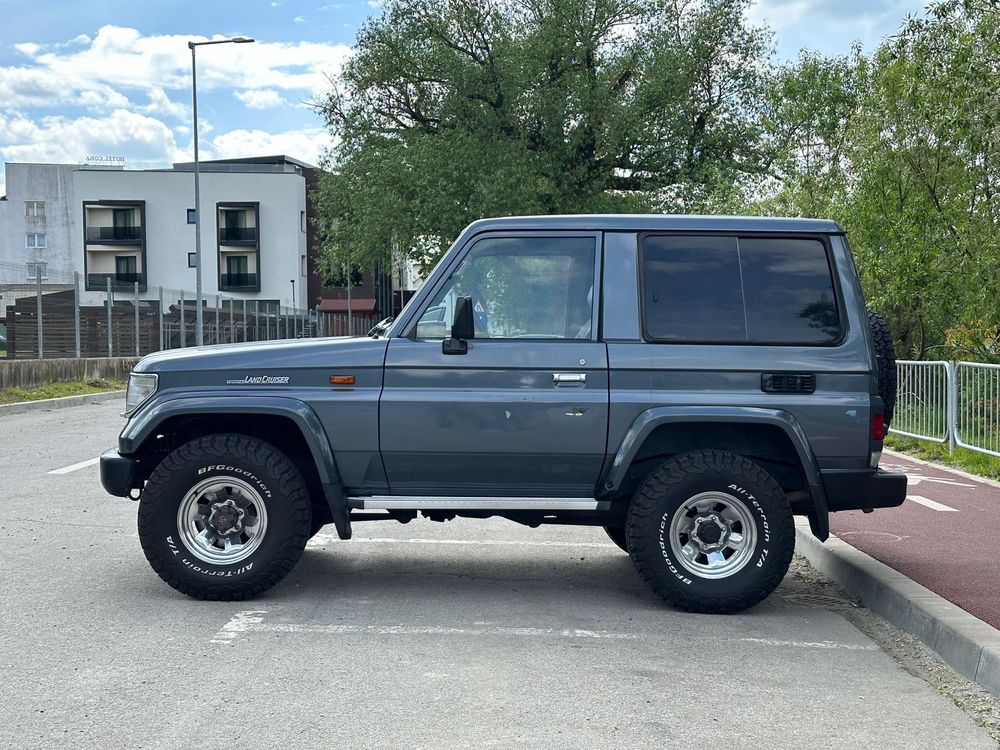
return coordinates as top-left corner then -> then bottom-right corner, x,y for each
330,375 -> 356,385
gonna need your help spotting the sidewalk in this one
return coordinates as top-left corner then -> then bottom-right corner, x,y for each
795,448 -> 1000,696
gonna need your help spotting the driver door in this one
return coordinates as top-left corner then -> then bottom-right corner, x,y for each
379,232 -> 609,497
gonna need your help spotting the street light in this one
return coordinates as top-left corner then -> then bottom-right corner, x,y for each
188,35 -> 255,346
290,279 -> 296,309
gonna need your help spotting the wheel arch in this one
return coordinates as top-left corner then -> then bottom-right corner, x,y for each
121,395 -> 347,536
600,407 -> 829,540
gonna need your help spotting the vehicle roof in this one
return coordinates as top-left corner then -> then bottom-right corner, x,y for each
465,214 -> 844,234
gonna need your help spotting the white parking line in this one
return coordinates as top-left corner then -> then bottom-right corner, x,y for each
907,495 -> 959,512
47,456 -> 101,475
739,638 -> 876,651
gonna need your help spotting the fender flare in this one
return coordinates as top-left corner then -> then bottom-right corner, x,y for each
599,406 -> 829,540
120,394 -> 351,538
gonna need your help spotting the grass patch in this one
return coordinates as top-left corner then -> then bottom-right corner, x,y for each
0,378 -> 126,405
886,434 -> 1000,481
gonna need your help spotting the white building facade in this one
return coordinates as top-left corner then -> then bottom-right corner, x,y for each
0,157 -> 315,310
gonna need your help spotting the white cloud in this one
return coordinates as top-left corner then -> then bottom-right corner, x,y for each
0,66 -> 131,110
234,89 -> 287,109
293,15 -> 306,23
0,109 -> 184,167
11,25 -> 352,101
208,127 -> 331,165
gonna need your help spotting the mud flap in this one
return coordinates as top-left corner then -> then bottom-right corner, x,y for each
322,483 -> 352,540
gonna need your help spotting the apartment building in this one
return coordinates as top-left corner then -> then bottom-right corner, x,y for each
0,156 -> 402,314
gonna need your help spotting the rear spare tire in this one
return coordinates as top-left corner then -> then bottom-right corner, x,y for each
867,310 -> 897,427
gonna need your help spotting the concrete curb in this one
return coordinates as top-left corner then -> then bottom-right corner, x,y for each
0,390 -> 124,417
795,518 -> 1000,697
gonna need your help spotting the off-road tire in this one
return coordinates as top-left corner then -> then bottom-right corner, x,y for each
867,310 -> 897,427
137,434 -> 311,600
626,450 -> 794,614
603,525 -> 629,553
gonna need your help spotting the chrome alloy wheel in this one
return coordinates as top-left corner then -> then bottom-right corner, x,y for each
667,491 -> 757,579
176,477 -> 268,565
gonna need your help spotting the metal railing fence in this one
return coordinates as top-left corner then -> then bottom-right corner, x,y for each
955,362 -> 1000,458
891,360 -> 951,444
891,360 -> 1000,459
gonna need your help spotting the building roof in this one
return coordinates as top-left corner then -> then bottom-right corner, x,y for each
318,297 -> 378,313
171,155 -> 317,171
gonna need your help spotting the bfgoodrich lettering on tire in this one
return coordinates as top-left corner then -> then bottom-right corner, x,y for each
626,450 -> 794,614
137,434 -> 311,600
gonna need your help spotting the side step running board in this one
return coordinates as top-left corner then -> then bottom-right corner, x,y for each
348,496 -> 608,512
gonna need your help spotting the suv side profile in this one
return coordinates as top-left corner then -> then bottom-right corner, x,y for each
101,215 -> 906,613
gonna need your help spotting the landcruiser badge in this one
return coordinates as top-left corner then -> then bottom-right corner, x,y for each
225,375 -> 290,385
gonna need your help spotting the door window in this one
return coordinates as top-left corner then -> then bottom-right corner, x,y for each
414,236 -> 596,340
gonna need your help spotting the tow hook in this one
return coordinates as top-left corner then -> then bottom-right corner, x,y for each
128,487 -> 143,502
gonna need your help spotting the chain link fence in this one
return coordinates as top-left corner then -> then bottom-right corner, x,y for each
1,261 -> 326,360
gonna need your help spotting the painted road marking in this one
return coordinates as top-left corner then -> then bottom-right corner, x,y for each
210,610 -> 268,645
907,495 -> 959,512
210,609 -> 638,646
308,534 -> 617,549
47,456 -> 101,475
739,638 -> 876,651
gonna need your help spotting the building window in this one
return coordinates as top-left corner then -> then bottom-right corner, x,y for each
301,255 -> 307,276
25,233 -> 46,248
187,209 -> 197,224
115,256 -> 138,281
25,201 -> 45,218
300,211 -> 306,232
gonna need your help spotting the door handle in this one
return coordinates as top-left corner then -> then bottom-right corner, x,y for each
553,372 -> 586,386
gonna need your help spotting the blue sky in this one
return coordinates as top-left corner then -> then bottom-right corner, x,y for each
0,0 -> 927,195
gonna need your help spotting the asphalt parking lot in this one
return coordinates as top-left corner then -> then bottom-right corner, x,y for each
0,400 -> 996,749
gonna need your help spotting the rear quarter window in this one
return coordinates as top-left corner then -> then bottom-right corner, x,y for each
640,234 -> 841,345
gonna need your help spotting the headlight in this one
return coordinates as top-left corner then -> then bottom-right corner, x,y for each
124,372 -> 158,417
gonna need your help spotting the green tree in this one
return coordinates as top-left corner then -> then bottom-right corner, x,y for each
316,0 -> 775,273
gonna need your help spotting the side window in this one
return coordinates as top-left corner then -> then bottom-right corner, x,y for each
415,236 -> 595,340
641,235 -> 840,344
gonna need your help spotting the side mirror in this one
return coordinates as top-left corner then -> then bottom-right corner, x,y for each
443,296 -> 475,355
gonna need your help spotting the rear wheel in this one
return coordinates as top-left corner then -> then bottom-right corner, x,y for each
137,434 -> 311,600
626,450 -> 794,614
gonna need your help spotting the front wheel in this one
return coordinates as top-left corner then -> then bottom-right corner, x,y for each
137,434 -> 312,600
626,450 -> 794,614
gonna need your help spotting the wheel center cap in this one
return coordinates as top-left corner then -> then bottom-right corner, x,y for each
695,518 -> 723,545
210,504 -> 241,534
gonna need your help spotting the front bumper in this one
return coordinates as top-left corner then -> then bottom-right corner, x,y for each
821,469 -> 907,512
100,449 -> 141,497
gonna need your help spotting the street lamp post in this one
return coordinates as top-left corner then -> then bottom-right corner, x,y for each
290,279 -> 296,309
189,35 -> 255,346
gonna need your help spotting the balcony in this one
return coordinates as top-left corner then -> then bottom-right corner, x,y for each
219,227 -> 257,243
86,226 -> 142,242
86,272 -> 146,290
219,273 -> 259,290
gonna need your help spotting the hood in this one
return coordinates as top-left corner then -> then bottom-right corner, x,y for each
134,335 -> 389,374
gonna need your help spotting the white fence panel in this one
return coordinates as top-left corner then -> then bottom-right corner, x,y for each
955,362 -> 1000,458
890,360 -> 952,443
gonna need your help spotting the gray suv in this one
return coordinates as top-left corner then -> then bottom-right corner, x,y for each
101,215 -> 906,613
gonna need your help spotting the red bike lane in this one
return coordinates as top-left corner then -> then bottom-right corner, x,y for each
827,450 -> 1000,629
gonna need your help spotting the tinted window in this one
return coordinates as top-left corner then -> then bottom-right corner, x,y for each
740,238 -> 840,343
641,235 -> 840,344
641,236 -> 745,342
